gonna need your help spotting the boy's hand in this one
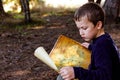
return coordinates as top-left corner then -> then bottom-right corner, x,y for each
59,66 -> 75,80
81,42 -> 90,48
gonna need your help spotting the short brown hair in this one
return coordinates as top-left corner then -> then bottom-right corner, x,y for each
74,2 -> 105,27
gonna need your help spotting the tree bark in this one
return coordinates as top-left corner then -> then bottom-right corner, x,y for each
88,0 -> 94,2
88,0 -> 101,4
103,0 -> 119,18
20,0 -> 31,23
103,0 -> 120,23
0,0 -> 5,17
96,0 -> 101,4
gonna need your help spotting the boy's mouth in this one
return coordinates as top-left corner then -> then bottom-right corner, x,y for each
81,37 -> 85,39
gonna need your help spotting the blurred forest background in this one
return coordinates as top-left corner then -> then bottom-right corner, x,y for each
0,0 -> 120,80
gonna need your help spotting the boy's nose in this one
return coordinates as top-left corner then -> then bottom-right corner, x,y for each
80,30 -> 84,36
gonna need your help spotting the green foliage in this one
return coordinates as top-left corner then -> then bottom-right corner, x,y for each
13,13 -> 24,19
0,0 -> 76,30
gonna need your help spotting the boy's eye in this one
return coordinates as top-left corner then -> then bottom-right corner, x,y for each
82,27 -> 87,30
78,26 -> 87,30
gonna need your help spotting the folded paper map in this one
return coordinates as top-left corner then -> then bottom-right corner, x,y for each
34,35 -> 91,71
34,47 -> 58,71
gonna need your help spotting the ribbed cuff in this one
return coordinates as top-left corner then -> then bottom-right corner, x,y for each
73,67 -> 81,79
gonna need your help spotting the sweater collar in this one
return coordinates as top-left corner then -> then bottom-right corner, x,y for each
92,32 -> 110,43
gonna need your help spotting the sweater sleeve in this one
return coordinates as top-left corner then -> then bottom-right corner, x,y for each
73,40 -> 113,80
88,44 -> 92,50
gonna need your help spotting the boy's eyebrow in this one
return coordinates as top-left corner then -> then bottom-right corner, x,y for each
79,26 -> 87,29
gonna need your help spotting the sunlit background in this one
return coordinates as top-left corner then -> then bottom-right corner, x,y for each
3,0 -> 106,13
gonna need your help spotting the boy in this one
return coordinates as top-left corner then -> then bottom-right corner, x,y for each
57,2 -> 120,80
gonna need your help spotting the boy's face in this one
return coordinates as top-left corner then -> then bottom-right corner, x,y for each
75,16 -> 99,42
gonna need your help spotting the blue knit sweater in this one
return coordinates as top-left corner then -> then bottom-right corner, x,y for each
74,33 -> 120,80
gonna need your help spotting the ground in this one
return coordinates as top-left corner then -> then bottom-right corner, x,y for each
0,12 -> 120,80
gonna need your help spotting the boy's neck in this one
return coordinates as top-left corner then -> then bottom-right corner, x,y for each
96,28 -> 105,38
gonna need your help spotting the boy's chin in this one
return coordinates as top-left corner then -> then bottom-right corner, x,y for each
84,39 -> 91,42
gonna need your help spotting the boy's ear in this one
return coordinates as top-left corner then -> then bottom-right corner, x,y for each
96,21 -> 103,29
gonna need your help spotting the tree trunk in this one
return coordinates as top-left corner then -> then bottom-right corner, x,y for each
103,0 -> 119,23
20,0 -> 31,23
0,0 -> 5,17
88,0 -> 94,2
88,0 -> 101,4
96,0 -> 101,4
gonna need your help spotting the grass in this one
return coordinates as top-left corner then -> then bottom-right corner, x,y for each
0,6 -> 75,31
